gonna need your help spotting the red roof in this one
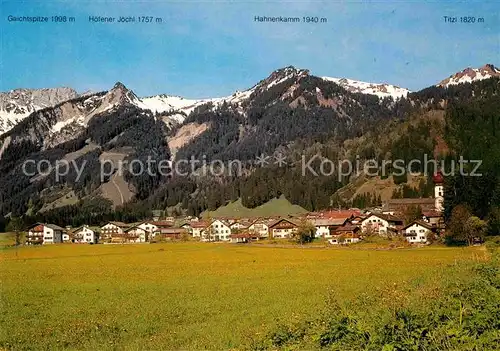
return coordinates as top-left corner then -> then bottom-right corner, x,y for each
402,220 -> 434,231
157,228 -> 188,235
433,171 -> 444,184
190,221 -> 209,228
335,225 -> 359,232
422,210 -> 442,218
230,232 -> 261,239
311,210 -> 361,219
152,221 -> 174,227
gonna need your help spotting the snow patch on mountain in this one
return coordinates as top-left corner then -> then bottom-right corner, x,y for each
139,87 -> 257,122
0,87 -> 78,135
51,116 -> 86,133
140,95 -> 214,118
437,64 -> 500,87
322,77 -> 410,99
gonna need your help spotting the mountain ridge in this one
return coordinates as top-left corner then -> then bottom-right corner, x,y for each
0,64 -> 499,221
437,63 -> 500,87
0,87 -> 78,135
1,63 -> 497,135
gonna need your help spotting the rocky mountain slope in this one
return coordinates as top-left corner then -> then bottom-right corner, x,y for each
0,87 -> 78,135
321,77 -> 409,99
437,64 -> 500,87
2,64 -> 497,137
0,67 -> 408,136
0,64 -> 498,221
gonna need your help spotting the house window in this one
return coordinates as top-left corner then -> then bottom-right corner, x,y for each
419,229 -> 424,233
419,236 -> 425,240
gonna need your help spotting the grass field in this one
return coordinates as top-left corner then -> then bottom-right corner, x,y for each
0,243 -> 488,350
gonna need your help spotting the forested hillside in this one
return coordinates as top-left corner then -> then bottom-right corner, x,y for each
0,67 -> 498,227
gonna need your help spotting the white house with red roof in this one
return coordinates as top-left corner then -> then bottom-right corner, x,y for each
360,213 -> 404,236
248,219 -> 272,238
402,220 -> 434,244
203,219 -> 231,241
184,221 -> 208,238
26,223 -> 64,245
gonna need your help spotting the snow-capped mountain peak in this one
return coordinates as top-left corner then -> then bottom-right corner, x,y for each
141,94 -> 209,114
0,87 -> 78,135
321,76 -> 410,99
108,81 -> 144,106
437,64 -> 500,87
260,66 -> 309,90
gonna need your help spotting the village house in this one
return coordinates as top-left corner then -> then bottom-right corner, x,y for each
329,225 -> 361,245
136,221 -> 158,236
229,219 -> 253,232
230,233 -> 252,243
311,218 -> 349,238
183,221 -> 208,238
62,229 -> 72,243
135,221 -> 174,239
268,218 -> 299,239
63,227 -> 72,243
383,198 -> 437,214
402,220 -> 434,244
335,224 -> 361,237
312,218 -> 330,238
179,215 -> 199,222
360,213 -> 404,236
422,210 -> 444,230
248,219 -> 271,238
71,225 -> 98,244
217,217 -> 238,225
307,209 -> 361,220
230,230 -> 262,243
100,221 -> 129,241
202,219 -> 232,242
154,227 -> 189,240
120,225 -> 149,243
328,234 -> 361,245
26,223 -> 64,245
350,215 -> 366,225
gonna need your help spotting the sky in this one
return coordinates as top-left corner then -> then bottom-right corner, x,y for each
1,0 -> 498,98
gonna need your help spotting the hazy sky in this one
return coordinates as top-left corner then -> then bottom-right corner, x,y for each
1,0 -> 498,97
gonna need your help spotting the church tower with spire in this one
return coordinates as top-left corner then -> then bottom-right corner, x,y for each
433,171 -> 444,212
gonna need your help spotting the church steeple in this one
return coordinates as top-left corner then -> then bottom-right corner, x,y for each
433,171 -> 444,212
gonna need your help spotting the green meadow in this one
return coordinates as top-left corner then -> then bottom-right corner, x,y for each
0,243 -> 491,350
